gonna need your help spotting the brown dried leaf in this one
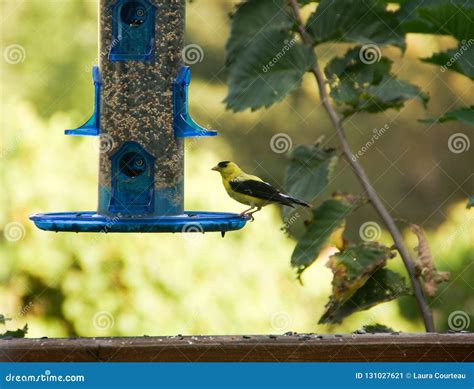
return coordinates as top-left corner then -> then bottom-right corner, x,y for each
410,223 -> 450,297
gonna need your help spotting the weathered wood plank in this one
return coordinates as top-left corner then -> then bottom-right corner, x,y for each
1,333 -> 472,362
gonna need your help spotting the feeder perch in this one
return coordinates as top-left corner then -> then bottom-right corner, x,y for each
30,0 -> 247,234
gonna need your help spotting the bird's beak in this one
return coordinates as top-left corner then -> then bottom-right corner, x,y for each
211,165 -> 219,171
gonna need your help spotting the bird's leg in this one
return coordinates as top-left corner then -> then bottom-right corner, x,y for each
246,207 -> 262,222
240,206 -> 255,217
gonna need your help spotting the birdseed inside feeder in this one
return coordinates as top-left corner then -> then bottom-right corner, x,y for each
30,0 -> 248,235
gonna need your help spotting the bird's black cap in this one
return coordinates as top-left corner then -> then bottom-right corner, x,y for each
218,161 -> 230,168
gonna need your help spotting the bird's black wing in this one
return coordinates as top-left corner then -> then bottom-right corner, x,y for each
229,179 -> 287,203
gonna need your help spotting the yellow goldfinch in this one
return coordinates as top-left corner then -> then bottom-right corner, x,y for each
212,161 -> 310,220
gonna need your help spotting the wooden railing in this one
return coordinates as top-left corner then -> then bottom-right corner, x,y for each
1,333 -> 473,362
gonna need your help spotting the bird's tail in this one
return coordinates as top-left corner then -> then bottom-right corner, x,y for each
279,194 -> 311,208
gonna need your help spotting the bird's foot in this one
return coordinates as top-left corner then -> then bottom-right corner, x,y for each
240,212 -> 254,222
245,207 -> 261,222
240,209 -> 253,217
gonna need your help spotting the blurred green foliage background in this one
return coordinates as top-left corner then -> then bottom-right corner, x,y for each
0,0 -> 472,337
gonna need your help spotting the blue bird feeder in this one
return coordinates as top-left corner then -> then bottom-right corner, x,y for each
30,0 -> 247,235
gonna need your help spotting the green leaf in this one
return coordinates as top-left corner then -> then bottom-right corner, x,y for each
396,0 -> 441,34
421,45 -> 474,80
399,0 -> 474,40
285,142 -> 339,204
325,47 -> 428,115
0,315 -> 11,325
327,242 -> 396,304
0,324 -> 28,339
420,106 -> 474,125
306,0 -> 405,49
225,0 -> 314,112
226,0 -> 293,66
291,196 -> 358,275
400,1 -> 474,79
360,323 -> 395,333
319,269 -> 409,324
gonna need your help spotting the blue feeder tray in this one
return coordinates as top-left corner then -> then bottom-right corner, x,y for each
30,211 -> 248,234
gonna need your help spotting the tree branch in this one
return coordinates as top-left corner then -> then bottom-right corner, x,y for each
288,0 -> 435,332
